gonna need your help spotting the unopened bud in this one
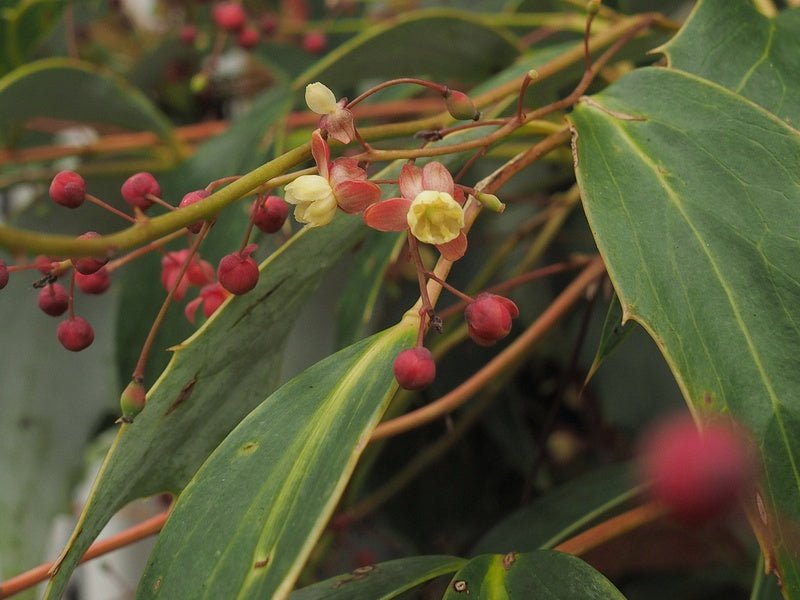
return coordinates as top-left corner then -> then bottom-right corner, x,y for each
119,380 -> 147,422
527,69 -> 539,81
476,192 -> 505,213
587,0 -> 601,15
190,72 -> 209,94
444,89 -> 479,121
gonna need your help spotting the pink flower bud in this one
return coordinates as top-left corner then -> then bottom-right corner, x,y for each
638,416 -> 755,525
464,293 -> 519,346
71,232 -> 109,275
121,172 -> 161,210
120,380 -> 146,421
178,189 -> 210,233
251,195 -> 288,233
303,30 -> 327,54
75,267 -> 111,295
38,283 -> 69,316
444,89 -> 479,121
57,316 -> 94,352
50,170 -> 86,208
217,245 -> 259,295
393,347 -> 436,391
179,24 -> 198,45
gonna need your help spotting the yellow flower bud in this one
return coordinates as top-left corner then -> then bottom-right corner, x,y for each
407,190 -> 464,245
284,175 -> 337,227
305,82 -> 338,115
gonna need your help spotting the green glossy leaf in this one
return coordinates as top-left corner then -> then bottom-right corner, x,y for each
0,59 -> 179,155
472,463 -> 636,555
752,554 -> 784,600
585,293 -> 637,384
136,322 -> 416,599
570,37 -> 800,600
659,0 -> 800,126
0,0 -> 64,74
442,551 -> 626,599
293,556 -> 466,599
115,85 -> 293,385
298,9 -> 521,87
44,213 -> 369,599
289,556 -> 464,599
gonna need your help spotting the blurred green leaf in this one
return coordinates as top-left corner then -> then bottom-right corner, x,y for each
290,556 -> 466,600
472,463 -> 636,555
44,211 -> 371,599
442,551 -> 626,599
0,0 -> 64,75
136,323 -> 416,598
298,9 -> 521,88
0,58 -> 179,156
570,1 -> 800,592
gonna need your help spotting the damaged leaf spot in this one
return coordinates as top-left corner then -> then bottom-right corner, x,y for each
253,556 -> 270,569
502,551 -> 517,570
165,377 -> 197,416
240,441 -> 259,456
453,579 -> 469,593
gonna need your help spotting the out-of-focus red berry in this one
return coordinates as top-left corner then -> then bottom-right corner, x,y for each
260,13 -> 277,36
303,30 -> 327,54
0,260 -> 8,289
75,267 -> 111,294
217,244 -> 259,295
393,347 -> 436,391
237,27 -> 259,50
121,172 -> 161,210
38,283 -> 69,316
464,293 -> 519,346
179,24 -> 198,45
213,2 -> 247,32
71,232 -> 109,275
638,415 -> 755,525
251,195 -> 288,233
185,282 -> 230,324
50,170 -> 86,208
57,316 -> 95,351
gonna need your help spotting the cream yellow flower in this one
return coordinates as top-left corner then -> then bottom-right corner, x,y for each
305,82 -> 338,115
284,174 -> 337,228
406,190 -> 464,245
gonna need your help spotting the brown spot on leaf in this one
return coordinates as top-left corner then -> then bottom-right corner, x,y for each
153,576 -> 162,593
453,579 -> 469,593
254,557 -> 270,569
165,378 -> 196,416
240,441 -> 259,455
502,551 -> 517,570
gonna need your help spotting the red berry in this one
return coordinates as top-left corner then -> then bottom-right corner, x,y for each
178,190 -> 210,233
213,2 -> 247,32
57,316 -> 95,352
121,172 -> 161,210
217,246 -> 259,295
187,257 -> 215,287
251,195 -> 288,233
0,259 -> 8,289
464,293 -> 519,346
49,170 -> 86,208
260,13 -> 277,36
393,347 -> 436,391
638,416 -> 755,525
303,30 -> 327,54
179,24 -> 197,45
237,27 -> 259,50
75,267 -> 111,294
71,232 -> 108,275
37,283 -> 69,316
